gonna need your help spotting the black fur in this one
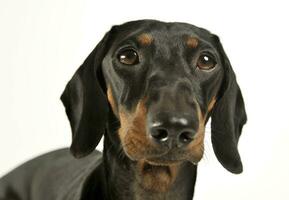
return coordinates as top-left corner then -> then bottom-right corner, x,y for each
0,20 -> 247,200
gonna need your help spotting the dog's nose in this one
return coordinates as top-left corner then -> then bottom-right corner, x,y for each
148,112 -> 197,148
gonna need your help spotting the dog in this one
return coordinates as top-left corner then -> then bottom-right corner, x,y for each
0,20 -> 247,200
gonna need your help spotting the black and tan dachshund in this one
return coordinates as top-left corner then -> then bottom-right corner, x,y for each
0,20 -> 247,200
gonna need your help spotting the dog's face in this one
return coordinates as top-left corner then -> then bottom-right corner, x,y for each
61,20 -> 247,182
102,22 -> 223,166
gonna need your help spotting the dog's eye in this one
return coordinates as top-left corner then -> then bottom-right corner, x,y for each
118,49 -> 139,65
197,54 -> 216,70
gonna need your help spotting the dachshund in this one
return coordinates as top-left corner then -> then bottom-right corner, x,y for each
0,20 -> 247,200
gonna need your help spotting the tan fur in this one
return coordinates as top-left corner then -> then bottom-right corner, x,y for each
118,99 -> 180,192
207,96 -> 217,113
117,96 -> 217,192
118,98 -> 153,160
186,101 -> 205,162
137,33 -> 153,46
186,97 -> 217,162
186,36 -> 198,48
107,86 -> 117,115
137,160 -> 180,192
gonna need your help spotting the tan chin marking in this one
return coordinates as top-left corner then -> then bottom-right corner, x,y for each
137,160 -> 180,192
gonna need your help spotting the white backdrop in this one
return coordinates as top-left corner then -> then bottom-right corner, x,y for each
1,0 -> 289,199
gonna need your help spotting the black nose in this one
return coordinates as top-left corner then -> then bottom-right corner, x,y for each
148,112 -> 197,148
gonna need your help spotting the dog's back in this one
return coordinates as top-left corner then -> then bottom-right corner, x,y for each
0,149 -> 102,200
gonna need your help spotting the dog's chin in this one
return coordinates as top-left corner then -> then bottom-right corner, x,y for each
133,153 -> 202,192
136,159 -> 180,192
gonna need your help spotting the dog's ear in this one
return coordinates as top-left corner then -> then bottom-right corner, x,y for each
210,35 -> 247,174
61,29 -> 114,158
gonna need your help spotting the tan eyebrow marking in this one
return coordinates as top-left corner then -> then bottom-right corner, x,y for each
186,36 -> 199,48
137,33 -> 153,46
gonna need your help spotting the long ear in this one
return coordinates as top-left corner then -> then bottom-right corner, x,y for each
211,36 -> 247,174
61,30 -> 113,158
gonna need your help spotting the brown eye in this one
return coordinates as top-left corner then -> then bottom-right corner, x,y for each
197,54 -> 216,70
118,49 -> 139,65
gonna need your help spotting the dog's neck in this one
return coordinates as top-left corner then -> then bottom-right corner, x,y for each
101,113 -> 197,200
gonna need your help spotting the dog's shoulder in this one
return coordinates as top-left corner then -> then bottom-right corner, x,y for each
0,148 -> 103,200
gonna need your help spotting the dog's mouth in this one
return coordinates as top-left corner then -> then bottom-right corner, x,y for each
145,155 -> 184,165
144,148 -> 203,166
142,161 -> 171,175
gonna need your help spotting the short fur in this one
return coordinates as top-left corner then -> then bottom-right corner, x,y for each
0,20 -> 247,200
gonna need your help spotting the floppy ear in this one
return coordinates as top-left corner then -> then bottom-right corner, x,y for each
210,36 -> 247,174
61,30 -> 114,158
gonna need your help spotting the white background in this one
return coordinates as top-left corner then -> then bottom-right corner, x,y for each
1,0 -> 289,199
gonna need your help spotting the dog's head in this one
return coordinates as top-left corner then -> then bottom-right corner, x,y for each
61,20 -> 247,176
